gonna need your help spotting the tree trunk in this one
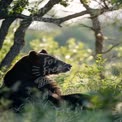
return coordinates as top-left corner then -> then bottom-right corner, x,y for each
0,18 -> 15,49
91,17 -> 105,79
0,41 -> 24,69
91,17 -> 104,55
0,20 -> 32,69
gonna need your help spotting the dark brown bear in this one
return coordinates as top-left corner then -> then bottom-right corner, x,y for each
2,49 -> 71,111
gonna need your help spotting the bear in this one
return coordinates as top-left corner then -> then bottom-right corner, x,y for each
1,49 -> 71,111
1,49 -> 92,112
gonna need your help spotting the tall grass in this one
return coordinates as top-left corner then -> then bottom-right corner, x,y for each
0,99 -> 112,122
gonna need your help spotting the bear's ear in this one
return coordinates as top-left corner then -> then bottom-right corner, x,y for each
29,51 -> 38,60
40,49 -> 48,54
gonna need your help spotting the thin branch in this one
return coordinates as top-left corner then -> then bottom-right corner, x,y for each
35,0 -> 62,17
102,0 -> 109,9
79,23 -> 94,30
102,43 -> 120,54
32,10 -> 88,26
80,0 -> 117,17
57,10 -> 88,23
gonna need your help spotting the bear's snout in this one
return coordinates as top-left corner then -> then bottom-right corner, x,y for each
64,64 -> 72,71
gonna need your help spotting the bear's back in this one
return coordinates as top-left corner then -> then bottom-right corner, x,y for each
4,56 -> 32,87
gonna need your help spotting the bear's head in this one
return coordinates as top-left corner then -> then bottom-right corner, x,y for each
29,49 -> 72,77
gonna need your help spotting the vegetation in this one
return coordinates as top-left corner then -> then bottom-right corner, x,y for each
0,30 -> 122,121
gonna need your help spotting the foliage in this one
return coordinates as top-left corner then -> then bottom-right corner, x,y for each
0,99 -> 111,122
8,0 -> 29,15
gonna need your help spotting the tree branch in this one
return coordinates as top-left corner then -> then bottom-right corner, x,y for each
0,10 -> 88,28
102,0 -> 109,9
56,10 -> 88,24
102,43 -> 120,54
0,14 -> 30,19
79,23 -> 94,30
35,0 -> 62,17
0,4 -> 117,26
32,10 -> 88,26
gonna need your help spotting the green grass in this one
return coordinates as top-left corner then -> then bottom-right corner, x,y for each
0,99 -> 113,122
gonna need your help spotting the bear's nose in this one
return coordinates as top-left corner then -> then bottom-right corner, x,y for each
66,64 -> 72,70
68,64 -> 72,68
